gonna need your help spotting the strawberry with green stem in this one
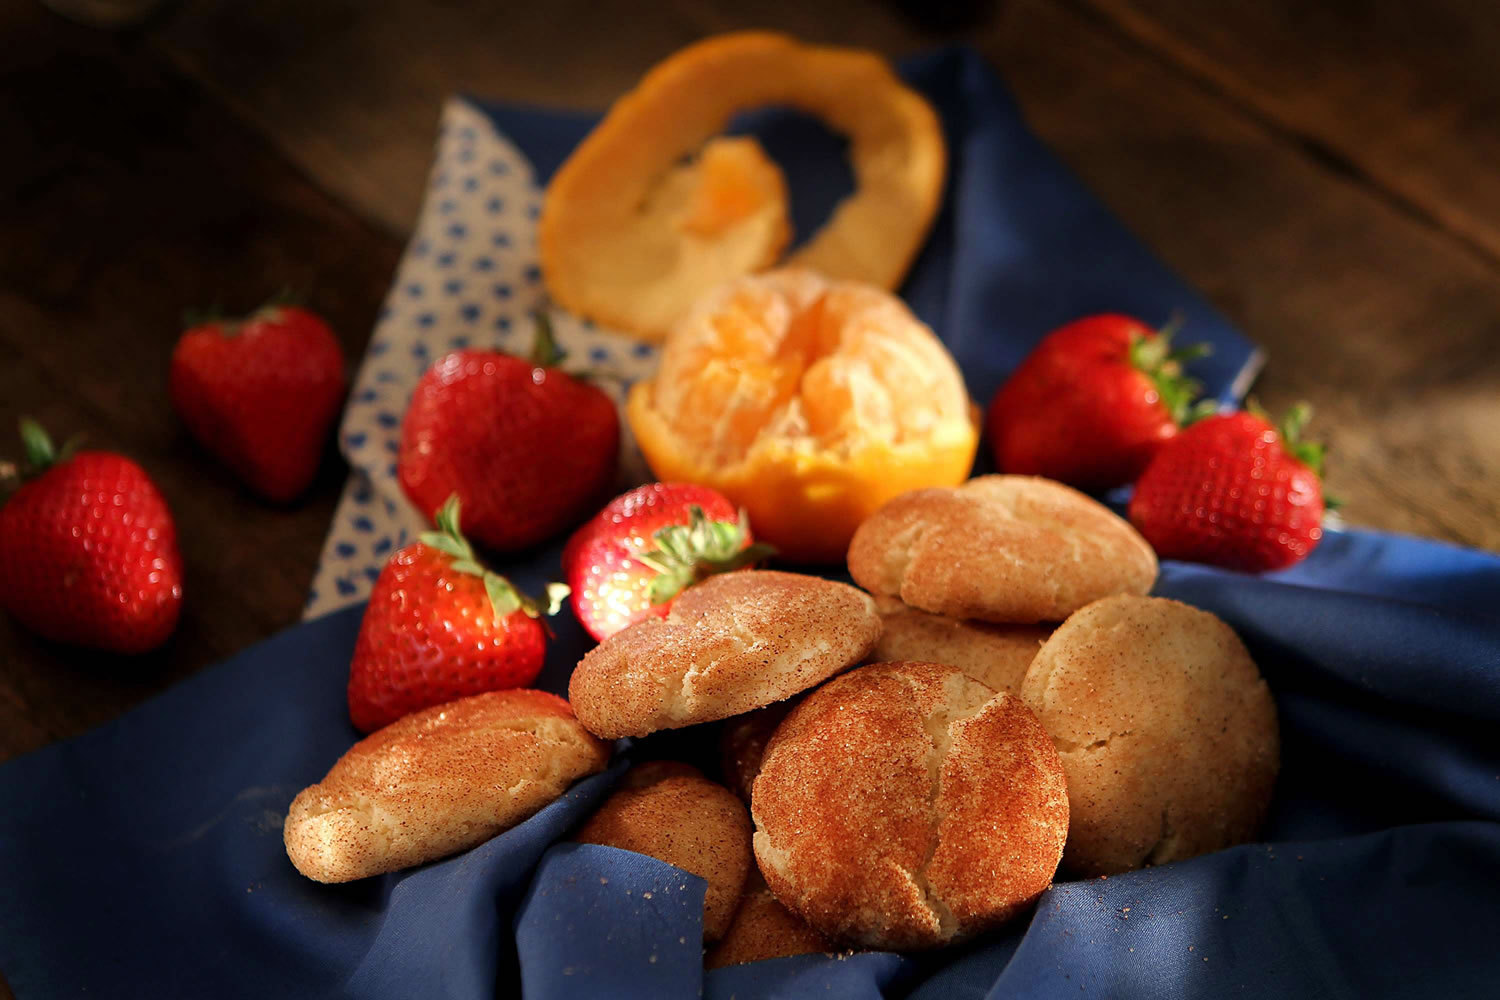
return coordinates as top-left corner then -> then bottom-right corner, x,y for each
986,313 -> 1217,491
347,494 -> 569,733
563,482 -> 774,642
0,420 -> 183,653
1129,401 -> 1330,573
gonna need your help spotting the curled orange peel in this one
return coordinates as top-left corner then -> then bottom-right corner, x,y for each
539,32 -> 948,342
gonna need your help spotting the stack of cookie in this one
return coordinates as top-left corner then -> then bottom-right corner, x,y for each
570,475 -> 1278,960
848,476 -> 1279,880
282,474 -> 1279,968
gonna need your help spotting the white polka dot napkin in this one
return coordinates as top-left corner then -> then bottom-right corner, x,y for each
304,98 -> 657,620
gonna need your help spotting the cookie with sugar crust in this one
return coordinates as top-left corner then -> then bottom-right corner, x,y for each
751,661 -> 1068,950
848,475 -> 1157,625
1020,594 -> 1279,877
284,689 -> 609,883
568,570 -> 880,740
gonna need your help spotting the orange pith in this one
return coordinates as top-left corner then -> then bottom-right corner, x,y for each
627,269 -> 978,563
674,137 -> 786,237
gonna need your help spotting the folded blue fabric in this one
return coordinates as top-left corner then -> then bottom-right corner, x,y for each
4,47 -> 1497,1000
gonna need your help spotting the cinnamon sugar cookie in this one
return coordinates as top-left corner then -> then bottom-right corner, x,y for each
569,571 -> 880,739
848,475 -> 1156,624
752,662 -> 1067,949
1020,595 -> 1279,876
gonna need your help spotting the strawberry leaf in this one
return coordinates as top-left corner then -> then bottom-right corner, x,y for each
528,311 -> 567,368
1128,320 -> 1212,427
54,433 -> 85,464
19,419 -> 55,470
1277,402 -> 1327,477
639,506 -> 775,606
1184,399 -> 1221,425
1166,343 -> 1212,365
484,573 -> 523,617
544,582 -> 571,616
419,491 -> 566,621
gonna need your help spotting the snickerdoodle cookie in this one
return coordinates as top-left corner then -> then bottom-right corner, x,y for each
848,475 -> 1156,624
1019,594 -> 1279,876
751,662 -> 1068,950
569,571 -> 880,739
284,689 -> 609,883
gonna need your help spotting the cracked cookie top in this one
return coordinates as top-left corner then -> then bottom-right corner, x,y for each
750,661 -> 1068,950
568,570 -> 881,739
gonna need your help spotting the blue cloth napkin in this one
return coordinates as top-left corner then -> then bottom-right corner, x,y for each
4,48 -> 1497,1000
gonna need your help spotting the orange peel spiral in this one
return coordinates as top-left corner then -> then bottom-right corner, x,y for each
539,32 -> 948,342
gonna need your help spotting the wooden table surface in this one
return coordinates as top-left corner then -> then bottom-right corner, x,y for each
1,1 -> 1497,985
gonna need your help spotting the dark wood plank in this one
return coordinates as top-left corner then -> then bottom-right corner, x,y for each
977,0 -> 1500,547
143,0 -> 993,234
0,3 -> 402,767
146,0 -> 722,235
141,0 -> 1500,548
1077,0 -> 1500,265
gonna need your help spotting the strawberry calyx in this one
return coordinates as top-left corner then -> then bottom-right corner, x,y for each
1127,315 -> 1216,426
183,288 -> 300,334
635,505 -> 776,606
1277,402 -> 1326,477
5,419 -> 85,502
1245,399 -> 1328,479
528,311 -> 567,368
4,420 -> 84,497
419,494 -> 570,620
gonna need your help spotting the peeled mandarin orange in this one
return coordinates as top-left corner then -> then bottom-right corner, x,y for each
626,269 -> 978,563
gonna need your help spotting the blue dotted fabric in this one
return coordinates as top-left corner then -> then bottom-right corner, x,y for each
306,99 -> 658,620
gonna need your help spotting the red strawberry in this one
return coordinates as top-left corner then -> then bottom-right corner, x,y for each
170,300 -> 346,503
1129,403 -> 1327,572
0,421 -> 183,653
397,316 -> 619,552
562,482 -> 773,642
987,314 -> 1213,491
347,494 -> 569,732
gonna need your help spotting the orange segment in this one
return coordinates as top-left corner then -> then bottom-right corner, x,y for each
627,269 -> 978,563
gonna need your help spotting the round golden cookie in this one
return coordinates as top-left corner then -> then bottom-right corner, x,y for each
1019,594 -> 1279,877
847,475 -> 1158,624
872,594 -> 1050,694
284,690 -> 610,883
575,774 -> 752,941
718,701 -> 796,804
705,871 -> 833,969
752,662 -> 1068,950
568,570 -> 880,739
